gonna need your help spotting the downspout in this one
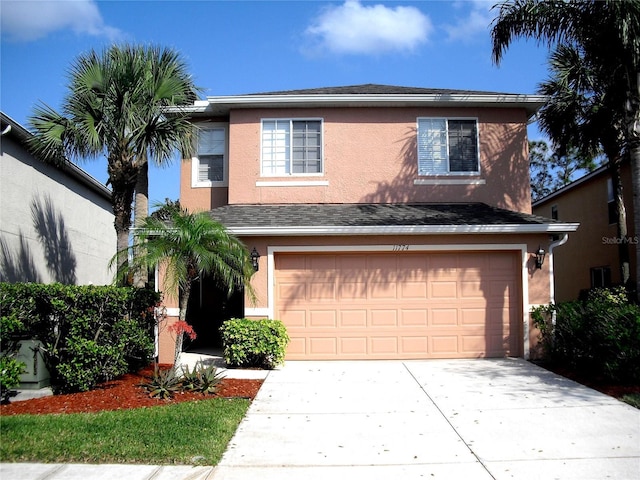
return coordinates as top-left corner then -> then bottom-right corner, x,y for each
548,233 -> 569,326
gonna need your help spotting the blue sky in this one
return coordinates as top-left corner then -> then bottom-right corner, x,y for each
1,0 -> 551,205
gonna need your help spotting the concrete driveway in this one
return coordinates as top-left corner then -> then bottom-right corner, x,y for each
212,358 -> 640,480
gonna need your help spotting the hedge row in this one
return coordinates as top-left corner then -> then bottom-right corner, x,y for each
0,283 -> 160,393
532,287 -> 640,383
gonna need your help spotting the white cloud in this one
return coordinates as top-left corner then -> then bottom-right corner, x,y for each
1,0 -> 122,42
304,0 -> 432,55
443,0 -> 494,42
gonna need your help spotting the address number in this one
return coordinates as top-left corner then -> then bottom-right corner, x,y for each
393,244 -> 409,251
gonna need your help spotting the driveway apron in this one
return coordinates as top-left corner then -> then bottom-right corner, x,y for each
212,358 -> 640,480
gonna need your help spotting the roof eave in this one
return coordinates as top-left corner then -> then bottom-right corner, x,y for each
179,93 -> 547,118
227,223 -> 579,236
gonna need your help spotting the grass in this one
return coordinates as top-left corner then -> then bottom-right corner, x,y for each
621,393 -> 640,409
0,398 -> 249,465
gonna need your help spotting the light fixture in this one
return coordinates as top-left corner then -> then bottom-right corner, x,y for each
535,246 -> 546,269
250,247 -> 260,272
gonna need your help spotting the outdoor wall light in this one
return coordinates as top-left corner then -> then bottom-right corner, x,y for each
250,247 -> 260,272
535,246 -> 546,269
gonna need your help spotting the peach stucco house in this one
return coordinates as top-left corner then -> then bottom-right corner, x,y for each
157,84 -> 579,364
533,162 -> 637,302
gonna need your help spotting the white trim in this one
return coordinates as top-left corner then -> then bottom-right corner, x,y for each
256,180 -> 329,187
165,307 -> 180,317
262,243 -> 531,358
245,307 -> 271,317
229,223 -> 579,237
414,179 -> 486,185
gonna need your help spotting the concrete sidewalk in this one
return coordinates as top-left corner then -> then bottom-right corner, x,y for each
2,359 -> 639,480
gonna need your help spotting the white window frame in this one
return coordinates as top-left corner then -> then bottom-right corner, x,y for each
416,117 -> 480,176
260,118 -> 324,177
191,123 -> 229,188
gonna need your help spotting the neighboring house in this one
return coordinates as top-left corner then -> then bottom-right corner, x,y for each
533,162 -> 637,302
159,84 -> 579,363
0,112 -> 116,286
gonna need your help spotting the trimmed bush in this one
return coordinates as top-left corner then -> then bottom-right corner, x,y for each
532,287 -> 640,383
220,318 -> 289,369
0,314 -> 27,402
0,283 -> 160,393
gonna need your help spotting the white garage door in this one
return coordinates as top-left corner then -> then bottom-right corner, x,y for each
275,251 -> 521,359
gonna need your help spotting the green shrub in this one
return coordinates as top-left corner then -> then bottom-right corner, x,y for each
532,287 -> 640,382
141,366 -> 182,399
0,313 -> 27,403
0,283 -> 160,393
220,318 -> 289,369
0,357 -> 26,403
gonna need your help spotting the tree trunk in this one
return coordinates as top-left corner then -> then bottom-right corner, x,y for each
109,158 -> 137,286
628,72 -> 640,301
610,159 -> 631,287
179,281 -> 191,322
133,160 -> 149,288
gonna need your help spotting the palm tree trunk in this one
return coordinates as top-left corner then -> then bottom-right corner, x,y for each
628,72 -> 640,302
610,160 -> 631,287
109,159 -> 137,286
133,160 -> 149,288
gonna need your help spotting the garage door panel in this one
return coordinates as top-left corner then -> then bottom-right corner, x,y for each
276,251 -> 521,360
370,310 -> 397,327
431,281 -> 457,298
340,310 -> 367,327
338,282 -> 367,300
309,282 -> 336,300
309,310 -> 336,327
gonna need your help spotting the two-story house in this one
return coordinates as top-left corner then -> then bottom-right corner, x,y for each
157,84 -> 579,364
533,162 -> 637,302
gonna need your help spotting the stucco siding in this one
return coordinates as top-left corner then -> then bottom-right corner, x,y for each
189,107 -> 532,212
0,135 -> 116,285
533,163 -> 636,302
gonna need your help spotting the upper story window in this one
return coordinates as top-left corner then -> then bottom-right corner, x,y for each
417,118 -> 479,175
192,126 -> 227,187
261,119 -> 322,176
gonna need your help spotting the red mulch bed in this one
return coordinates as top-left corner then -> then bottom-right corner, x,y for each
0,365 -> 263,416
537,362 -> 640,399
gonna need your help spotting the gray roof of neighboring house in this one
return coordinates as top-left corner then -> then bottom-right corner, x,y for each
208,203 -> 578,236
0,111 -> 112,201
182,84 -> 547,118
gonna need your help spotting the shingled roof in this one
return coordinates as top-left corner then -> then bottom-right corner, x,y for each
208,203 -> 577,236
246,84 -> 510,97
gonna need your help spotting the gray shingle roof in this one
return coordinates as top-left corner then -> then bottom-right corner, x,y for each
208,203 -> 565,231
246,84 -> 511,97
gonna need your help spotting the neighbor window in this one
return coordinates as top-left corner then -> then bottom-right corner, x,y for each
590,266 -> 611,289
417,118 -> 479,175
607,178 -> 616,225
261,119 -> 322,175
192,126 -> 227,187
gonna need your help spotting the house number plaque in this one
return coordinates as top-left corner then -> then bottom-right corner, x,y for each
392,244 -> 409,251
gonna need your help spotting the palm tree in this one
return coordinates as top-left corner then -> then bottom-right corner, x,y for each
28,44 -> 198,283
491,0 -> 640,298
121,201 -> 255,360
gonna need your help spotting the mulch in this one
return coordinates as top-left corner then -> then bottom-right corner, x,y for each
0,365 -> 263,416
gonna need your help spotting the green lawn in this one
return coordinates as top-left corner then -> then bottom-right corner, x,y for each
0,398 -> 249,465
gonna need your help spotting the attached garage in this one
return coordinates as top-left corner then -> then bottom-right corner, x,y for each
275,250 -> 521,360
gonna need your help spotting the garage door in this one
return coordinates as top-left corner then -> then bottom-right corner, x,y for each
275,251 -> 521,359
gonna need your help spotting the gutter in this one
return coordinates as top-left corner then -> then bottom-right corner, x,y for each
548,233 -> 570,317
226,223 -> 580,237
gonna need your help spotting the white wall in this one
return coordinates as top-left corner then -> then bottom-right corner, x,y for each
0,134 -> 116,285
